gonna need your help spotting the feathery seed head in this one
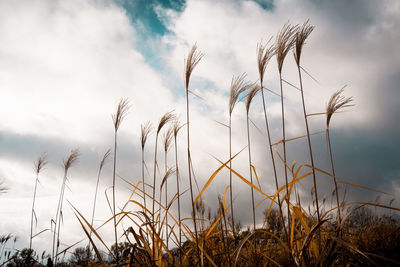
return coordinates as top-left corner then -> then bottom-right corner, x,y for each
245,84 -> 261,114
294,20 -> 314,67
34,153 -> 48,175
172,119 -> 183,139
257,39 -> 275,85
63,149 -> 80,172
99,149 -> 111,172
276,22 -> 298,73
326,87 -> 354,128
229,73 -> 252,115
157,111 -> 176,135
140,121 -> 152,150
160,166 -> 176,190
184,44 -> 204,91
162,126 -> 174,152
112,98 -> 130,132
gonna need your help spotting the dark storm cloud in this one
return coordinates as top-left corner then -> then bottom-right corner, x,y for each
0,130 -> 142,180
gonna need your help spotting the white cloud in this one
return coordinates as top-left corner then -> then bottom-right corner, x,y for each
0,0 -> 175,145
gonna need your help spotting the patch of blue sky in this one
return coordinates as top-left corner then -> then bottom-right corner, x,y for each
114,0 -> 274,97
250,0 -> 274,10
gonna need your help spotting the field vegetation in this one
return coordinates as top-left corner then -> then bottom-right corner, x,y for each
1,21 -> 399,267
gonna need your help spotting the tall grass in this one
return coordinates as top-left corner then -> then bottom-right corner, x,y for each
172,119 -> 184,266
184,44 -> 203,260
140,121 -> 152,215
276,23 -> 298,254
89,149 -> 110,246
52,149 -> 79,264
245,84 -> 260,254
30,153 -> 47,250
111,98 -> 129,266
326,88 -> 354,224
152,110 -> 175,261
257,39 -> 289,244
293,21 -> 322,229
162,126 -> 174,248
228,73 -> 252,234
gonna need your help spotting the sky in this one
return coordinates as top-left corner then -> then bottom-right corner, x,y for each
0,0 -> 399,257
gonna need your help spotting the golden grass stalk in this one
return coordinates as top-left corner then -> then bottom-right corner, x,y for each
53,149 -> 79,264
30,153 -> 48,250
228,73 -> 252,234
162,126 -> 174,248
111,98 -> 129,265
152,111 -> 175,260
184,44 -> 203,261
245,84 -> 260,255
293,21 -> 321,229
326,88 -> 354,224
276,23 -> 298,255
276,22 -> 298,73
294,20 -> 314,67
218,195 -> 232,267
89,149 -> 111,247
172,120 -> 184,266
140,121 -> 152,218
245,85 -> 260,234
257,39 -> 289,243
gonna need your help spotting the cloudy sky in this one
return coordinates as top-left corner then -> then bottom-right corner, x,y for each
0,0 -> 399,256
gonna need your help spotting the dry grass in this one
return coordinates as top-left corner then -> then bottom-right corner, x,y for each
326,87 -> 354,128
294,20 -> 314,67
276,22 -> 298,73
141,121 -> 152,150
184,44 -> 204,91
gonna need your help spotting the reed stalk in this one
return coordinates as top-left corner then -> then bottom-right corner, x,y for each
162,127 -> 173,248
184,44 -> 203,263
256,40 -> 289,242
276,23 -> 297,250
326,88 -> 353,225
89,149 -> 110,249
294,21 -> 322,228
53,149 -> 79,264
228,73 -> 251,235
152,111 -> 175,261
140,122 -> 152,216
218,196 -> 232,267
245,85 -> 260,255
172,120 -> 184,266
245,85 -> 260,230
30,153 -> 47,250
111,98 -> 129,266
